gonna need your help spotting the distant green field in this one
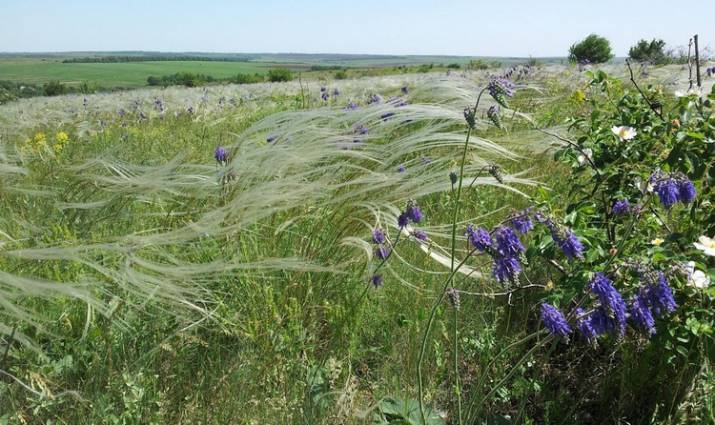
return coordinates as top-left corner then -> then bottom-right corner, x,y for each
0,59 -> 278,87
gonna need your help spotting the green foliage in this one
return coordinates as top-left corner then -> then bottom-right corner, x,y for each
267,67 -> 293,82
42,80 -> 67,96
334,69 -> 348,80
146,72 -> 216,87
373,397 -> 445,425
446,63 -> 461,69
629,38 -> 669,64
232,72 -> 264,84
568,34 -> 614,63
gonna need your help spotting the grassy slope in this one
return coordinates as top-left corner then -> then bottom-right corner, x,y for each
0,67 -> 712,424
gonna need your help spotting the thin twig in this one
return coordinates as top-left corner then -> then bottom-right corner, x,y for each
625,59 -> 665,121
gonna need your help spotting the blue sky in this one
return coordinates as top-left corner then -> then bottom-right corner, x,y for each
1,0 -> 712,56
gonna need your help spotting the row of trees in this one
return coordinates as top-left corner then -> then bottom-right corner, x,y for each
568,34 -> 704,65
146,68 -> 294,87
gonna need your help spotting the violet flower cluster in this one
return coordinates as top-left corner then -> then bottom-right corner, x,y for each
649,171 -> 696,208
542,269 -> 677,342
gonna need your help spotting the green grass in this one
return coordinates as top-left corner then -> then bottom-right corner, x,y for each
0,59 -> 278,87
0,66 -> 712,424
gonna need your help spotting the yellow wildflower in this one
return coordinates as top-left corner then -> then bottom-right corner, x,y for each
651,238 -> 664,246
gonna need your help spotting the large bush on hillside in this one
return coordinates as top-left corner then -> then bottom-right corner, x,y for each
569,34 -> 614,64
629,38 -> 669,64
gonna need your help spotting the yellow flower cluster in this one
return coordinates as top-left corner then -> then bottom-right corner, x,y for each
26,132 -> 48,153
24,131 -> 70,157
53,131 -> 69,154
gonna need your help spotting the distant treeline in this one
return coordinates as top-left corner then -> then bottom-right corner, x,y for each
146,69 -> 294,87
63,56 -> 252,63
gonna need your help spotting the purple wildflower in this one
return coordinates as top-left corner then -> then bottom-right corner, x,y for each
397,164 -> 406,173
465,225 -> 492,251
589,307 -> 618,336
487,105 -> 502,128
612,199 -> 630,216
540,303 -> 571,337
320,86 -> 327,92
321,92 -> 329,101
266,134 -> 277,143
574,308 -> 598,343
371,274 -> 383,287
375,244 -> 391,260
629,290 -> 656,335
413,229 -> 428,242
554,229 -> 584,260
511,214 -> 533,234
372,228 -> 386,244
345,101 -> 359,110
354,124 -> 369,135
487,76 -> 515,107
492,256 -> 521,283
589,273 -> 627,336
678,179 -> 696,203
406,203 -> 423,223
214,146 -> 229,163
401,85 -> 409,94
646,272 -> 677,317
380,112 -> 395,121
654,177 -> 680,208
494,226 -> 524,257
332,88 -> 340,96
397,212 -> 409,228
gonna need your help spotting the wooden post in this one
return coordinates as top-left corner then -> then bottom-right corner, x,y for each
694,34 -> 702,88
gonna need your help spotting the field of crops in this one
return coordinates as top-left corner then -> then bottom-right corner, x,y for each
0,59 -> 279,87
0,61 -> 713,425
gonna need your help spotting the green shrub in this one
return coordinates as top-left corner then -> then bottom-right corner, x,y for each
233,73 -> 264,84
569,34 -> 614,63
333,70 -> 348,80
629,38 -> 669,64
43,80 -> 67,96
267,68 -> 293,82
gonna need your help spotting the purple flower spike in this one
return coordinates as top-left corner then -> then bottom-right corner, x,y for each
589,273 -> 627,336
465,225 -> 492,251
406,204 -> 423,223
629,290 -> 656,335
646,272 -> 677,317
678,179 -> 696,203
375,244 -> 391,260
371,274 -> 383,288
413,229 -> 428,242
654,177 -> 680,208
511,214 -> 533,234
372,228 -> 386,244
612,199 -> 630,216
492,256 -> 521,283
540,303 -> 572,338
214,146 -> 229,163
494,226 -> 524,257
397,212 -> 409,228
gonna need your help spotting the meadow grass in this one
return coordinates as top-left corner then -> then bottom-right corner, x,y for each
0,65 -> 712,424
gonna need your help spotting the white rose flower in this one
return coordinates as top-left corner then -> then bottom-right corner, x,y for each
693,235 -> 715,257
611,126 -> 637,141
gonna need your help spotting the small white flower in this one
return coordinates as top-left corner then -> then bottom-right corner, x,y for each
693,235 -> 715,257
577,148 -> 593,166
684,261 -> 710,289
675,87 -> 702,98
611,126 -> 637,141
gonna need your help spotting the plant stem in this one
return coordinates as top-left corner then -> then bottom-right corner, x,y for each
417,87 -> 486,424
